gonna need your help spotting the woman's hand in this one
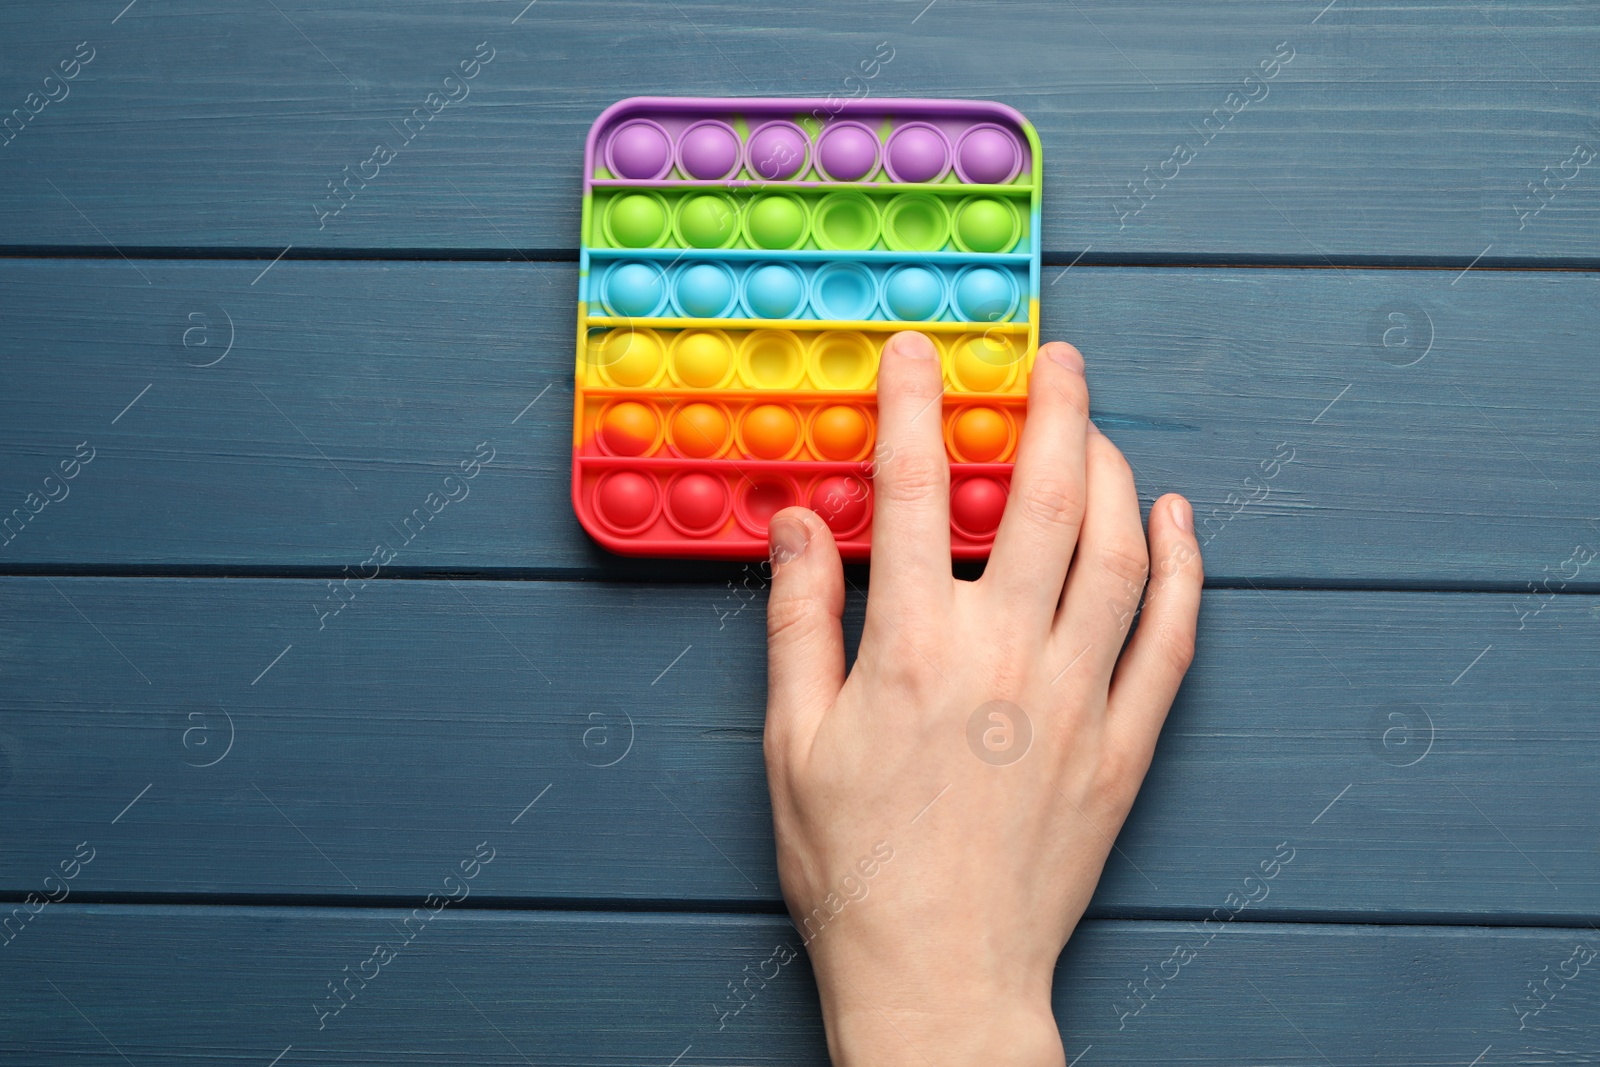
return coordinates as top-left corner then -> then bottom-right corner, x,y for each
763,331 -> 1204,1066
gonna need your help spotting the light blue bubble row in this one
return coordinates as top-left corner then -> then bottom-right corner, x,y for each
587,255 -> 1027,324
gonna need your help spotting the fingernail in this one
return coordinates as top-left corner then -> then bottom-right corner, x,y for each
1171,497 -> 1192,533
1044,342 -> 1084,374
769,515 -> 811,567
887,331 -> 936,361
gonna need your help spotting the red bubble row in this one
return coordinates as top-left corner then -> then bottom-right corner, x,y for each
578,463 -> 1012,554
590,467 -> 872,540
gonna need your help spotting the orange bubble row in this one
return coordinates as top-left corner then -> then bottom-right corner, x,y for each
583,326 -> 1031,394
589,396 -> 1024,464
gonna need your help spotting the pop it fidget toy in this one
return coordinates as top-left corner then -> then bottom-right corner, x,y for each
574,97 -> 1042,560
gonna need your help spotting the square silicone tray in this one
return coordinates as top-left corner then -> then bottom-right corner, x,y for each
572,96 -> 1042,560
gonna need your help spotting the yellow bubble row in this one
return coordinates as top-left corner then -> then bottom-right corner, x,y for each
580,326 -> 1032,395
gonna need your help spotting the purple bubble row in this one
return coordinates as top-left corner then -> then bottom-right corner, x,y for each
604,117 -> 1025,186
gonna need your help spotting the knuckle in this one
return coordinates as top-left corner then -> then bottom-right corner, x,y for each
1152,543 -> 1203,591
1167,545 -> 1206,589
1016,475 -> 1085,532
889,379 -> 945,417
980,658 -> 1030,706
863,631 -> 946,697
873,657 -> 939,706
1096,537 -> 1150,588
1151,617 -> 1197,673
875,448 -> 947,504
1088,431 -> 1134,478
766,592 -> 823,645
1152,538 -> 1198,583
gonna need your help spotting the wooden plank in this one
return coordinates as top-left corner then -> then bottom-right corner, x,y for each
0,1 -> 1595,260
2,259 -> 1596,587
1,907 -> 1594,1064
1,579 -> 1594,921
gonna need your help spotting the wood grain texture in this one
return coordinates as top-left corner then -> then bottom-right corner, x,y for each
1,578 -> 1594,920
2,259 -> 1595,587
1,906 -> 1595,1065
0,1 -> 1595,260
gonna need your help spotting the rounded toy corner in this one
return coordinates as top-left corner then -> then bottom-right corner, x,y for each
585,98 -> 669,168
970,101 -> 1043,175
589,97 -> 658,131
571,497 -> 654,559
976,99 -> 1036,134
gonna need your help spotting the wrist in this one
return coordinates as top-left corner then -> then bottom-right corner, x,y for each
812,952 -> 1063,1067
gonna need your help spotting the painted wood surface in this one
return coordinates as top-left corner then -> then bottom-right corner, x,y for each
1,907 -> 1595,1065
2,579 -> 1593,921
2,260 -> 1596,587
4,3 -> 1596,1060
0,2 -> 1595,261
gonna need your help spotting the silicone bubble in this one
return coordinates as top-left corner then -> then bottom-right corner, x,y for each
950,405 -> 1011,462
603,261 -> 667,317
676,119 -> 741,180
953,196 -> 1020,253
810,404 -> 872,461
669,330 -> 734,388
735,478 -> 797,536
605,192 -> 669,248
740,331 -> 806,388
949,334 -> 1020,392
669,401 -> 731,458
810,263 -> 878,321
811,474 -> 871,536
954,124 -> 1024,185
813,192 -> 881,252
952,266 -> 1019,323
675,193 -> 739,249
745,193 -> 809,250
814,121 -> 880,181
740,403 -> 801,460
673,262 -> 737,318
596,328 -> 664,387
666,472 -> 730,534
884,122 -> 951,183
950,476 -> 1007,540
594,470 -> 659,533
883,265 -> 947,321
599,400 -> 660,456
746,120 -> 810,180
743,263 -> 807,319
606,119 -> 672,180
883,194 -> 951,252
810,332 -> 878,390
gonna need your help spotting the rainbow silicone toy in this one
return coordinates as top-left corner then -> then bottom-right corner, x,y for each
573,97 -> 1042,560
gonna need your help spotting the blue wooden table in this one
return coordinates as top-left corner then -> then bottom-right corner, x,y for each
2,2 -> 1597,1062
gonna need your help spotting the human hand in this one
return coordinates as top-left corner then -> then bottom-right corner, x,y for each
762,331 -> 1204,1066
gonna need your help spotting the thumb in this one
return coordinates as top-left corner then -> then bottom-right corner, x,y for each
764,506 -> 846,758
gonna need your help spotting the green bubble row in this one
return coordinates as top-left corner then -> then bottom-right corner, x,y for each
592,187 -> 1025,255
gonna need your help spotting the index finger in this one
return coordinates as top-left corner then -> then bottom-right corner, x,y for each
867,331 -> 952,615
